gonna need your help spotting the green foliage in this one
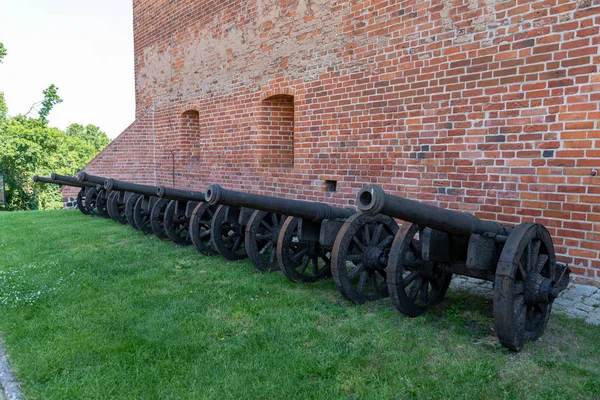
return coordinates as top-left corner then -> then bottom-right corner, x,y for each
0,103 -> 110,210
0,92 -> 7,120
66,123 -> 110,152
38,84 -> 63,123
0,42 -> 6,63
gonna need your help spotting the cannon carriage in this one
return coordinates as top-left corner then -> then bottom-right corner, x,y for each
204,185 -> 398,292
33,175 -> 96,216
154,186 -> 209,246
354,185 -> 570,351
49,173 -> 108,217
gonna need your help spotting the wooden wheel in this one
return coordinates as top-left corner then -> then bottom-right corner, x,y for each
276,217 -> 331,282
164,200 -> 191,245
149,198 -> 169,240
387,223 -> 452,317
125,193 -> 141,229
82,187 -> 99,216
493,223 -> 568,351
189,203 -> 219,256
331,213 -> 398,303
76,188 -> 90,215
132,195 -> 153,234
245,210 -> 284,272
94,189 -> 110,218
107,192 -> 128,225
210,205 -> 248,260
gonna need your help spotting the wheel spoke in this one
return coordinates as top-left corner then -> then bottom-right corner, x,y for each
348,263 -> 364,280
259,241 -> 271,255
370,272 -> 378,294
528,239 -> 541,273
311,257 -> 319,274
402,271 -> 420,287
352,236 -> 366,252
363,224 -> 371,246
357,270 -> 368,292
269,248 -> 276,263
377,235 -> 393,250
260,219 -> 273,231
292,248 -> 308,263
299,256 -> 310,274
346,254 -> 363,262
256,234 -> 272,240
536,254 -> 549,274
371,223 -> 383,246
232,237 -> 242,252
408,278 -> 422,302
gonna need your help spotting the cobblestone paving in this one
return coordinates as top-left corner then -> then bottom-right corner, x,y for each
450,276 -> 600,326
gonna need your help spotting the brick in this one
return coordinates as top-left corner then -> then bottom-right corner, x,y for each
75,0 -> 600,285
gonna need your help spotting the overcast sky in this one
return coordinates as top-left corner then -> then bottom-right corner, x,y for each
0,0 -> 135,139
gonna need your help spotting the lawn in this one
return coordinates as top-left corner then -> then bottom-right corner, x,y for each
0,210 -> 599,399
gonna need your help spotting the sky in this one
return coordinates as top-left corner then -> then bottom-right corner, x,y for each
0,0 -> 135,139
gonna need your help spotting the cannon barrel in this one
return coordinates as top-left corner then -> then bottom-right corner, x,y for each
156,186 -> 206,202
205,184 -> 355,222
50,173 -> 94,188
104,178 -> 158,197
77,172 -> 107,185
357,185 -> 504,237
34,175 -> 88,188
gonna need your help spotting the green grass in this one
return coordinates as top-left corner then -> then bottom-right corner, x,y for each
0,210 -> 599,399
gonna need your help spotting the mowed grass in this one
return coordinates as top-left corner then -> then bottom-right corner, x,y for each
0,211 -> 599,399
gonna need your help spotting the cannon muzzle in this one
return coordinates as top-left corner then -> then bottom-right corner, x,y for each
104,178 -> 158,197
77,172 -> 106,185
205,184 -> 354,222
34,175 -> 89,188
357,185 -> 506,237
156,186 -> 206,202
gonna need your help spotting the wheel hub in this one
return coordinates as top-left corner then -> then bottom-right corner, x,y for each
524,273 -> 555,305
364,247 -> 383,270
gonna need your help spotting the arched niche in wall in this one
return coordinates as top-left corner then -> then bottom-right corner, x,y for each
259,94 -> 295,168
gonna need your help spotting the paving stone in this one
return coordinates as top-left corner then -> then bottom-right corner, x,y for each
582,296 -> 600,307
563,285 -> 598,299
585,310 -> 600,325
566,308 -> 587,319
575,303 -> 595,313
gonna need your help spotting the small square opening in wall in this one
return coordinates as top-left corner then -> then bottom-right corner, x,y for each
325,180 -> 337,192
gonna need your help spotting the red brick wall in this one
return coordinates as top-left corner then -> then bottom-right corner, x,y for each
78,0 -> 600,284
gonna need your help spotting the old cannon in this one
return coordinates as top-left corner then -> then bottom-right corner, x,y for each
355,185 -> 570,351
78,172 -> 130,224
33,175 -> 95,216
156,186 -> 218,254
152,186 -> 209,245
76,172 -> 116,220
103,178 -> 165,235
68,172 -> 112,218
205,185 -> 398,289
51,173 -> 109,217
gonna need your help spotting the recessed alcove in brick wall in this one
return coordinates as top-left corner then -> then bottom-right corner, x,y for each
258,94 -> 295,168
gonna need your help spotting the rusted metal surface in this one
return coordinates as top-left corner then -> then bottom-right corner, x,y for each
355,184 -> 571,351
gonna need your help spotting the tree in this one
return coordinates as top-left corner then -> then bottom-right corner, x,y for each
0,93 -> 7,120
66,123 -> 110,152
38,84 -> 63,123
0,42 -> 6,63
